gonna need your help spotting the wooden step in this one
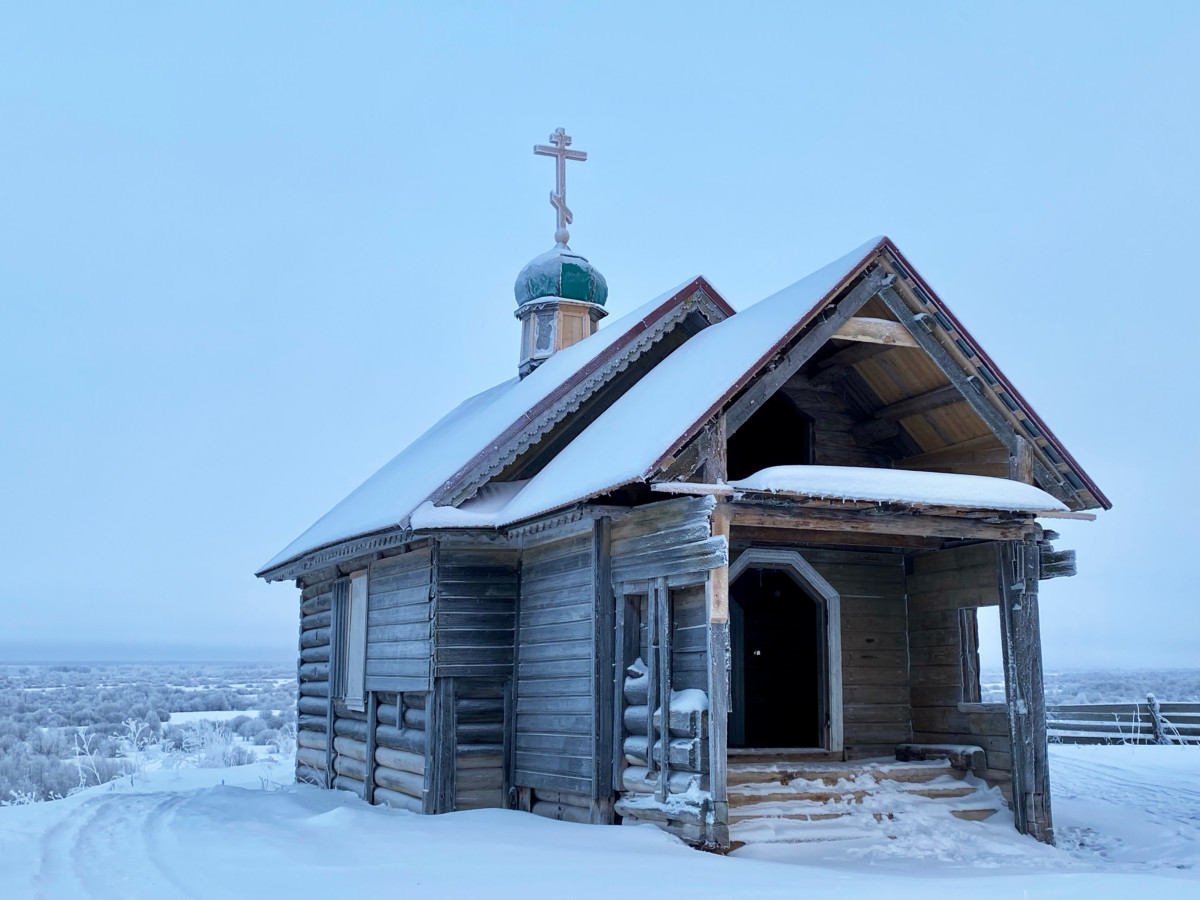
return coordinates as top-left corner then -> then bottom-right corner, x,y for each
726,759 -> 960,787
729,787 -> 870,808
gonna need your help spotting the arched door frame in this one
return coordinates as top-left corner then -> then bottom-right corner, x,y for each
728,548 -> 843,752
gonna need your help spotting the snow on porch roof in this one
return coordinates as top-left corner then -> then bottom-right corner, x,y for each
257,276 -> 726,576
728,466 -> 1068,513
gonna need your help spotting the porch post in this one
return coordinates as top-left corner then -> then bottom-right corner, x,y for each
998,539 -> 1053,843
705,505 -> 731,847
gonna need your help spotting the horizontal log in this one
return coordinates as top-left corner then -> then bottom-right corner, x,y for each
298,696 -> 328,717
374,746 -> 424,776
730,505 -> 1033,542
300,593 -> 332,616
374,765 -> 423,798
613,798 -> 704,827
622,705 -> 707,739
376,724 -> 427,754
333,736 -> 368,762
621,766 -> 701,795
625,676 -> 648,706
622,735 -> 707,773
457,767 -> 503,791
333,702 -> 368,722
374,787 -> 422,812
456,746 -> 504,768
300,627 -> 332,649
299,680 -> 329,697
832,316 -> 919,348
334,755 -> 367,780
301,610 -> 332,631
299,662 -> 330,682
297,731 -> 328,751
298,714 -> 327,732
300,645 -> 331,664
333,718 -> 370,741
333,775 -> 365,798
296,747 -> 326,770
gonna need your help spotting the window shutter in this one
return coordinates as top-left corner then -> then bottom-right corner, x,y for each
330,580 -> 350,699
345,572 -> 369,711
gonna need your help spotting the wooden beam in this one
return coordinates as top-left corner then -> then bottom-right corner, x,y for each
894,435 -> 1005,471
877,285 -> 1071,504
730,527 -> 945,551
849,417 -> 902,447
726,270 -> 894,434
997,540 -> 1054,842
1010,435 -> 1034,485
706,504 -> 731,848
875,384 -> 963,421
817,340 -> 898,371
731,505 -> 1034,542
655,576 -> 671,803
832,316 -> 919,348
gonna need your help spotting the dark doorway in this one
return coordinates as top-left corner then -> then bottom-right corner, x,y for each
729,568 -> 824,748
726,392 -> 815,481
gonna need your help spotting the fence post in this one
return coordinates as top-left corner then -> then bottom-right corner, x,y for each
1147,693 -> 1170,745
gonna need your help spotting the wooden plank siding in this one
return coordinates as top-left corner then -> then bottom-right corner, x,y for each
906,543 -> 1012,774
433,543 -> 518,680
513,530 -> 597,795
365,546 -> 434,693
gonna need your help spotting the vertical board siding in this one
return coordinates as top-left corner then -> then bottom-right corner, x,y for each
434,545 -> 518,680
907,543 -> 1011,773
514,532 -> 596,795
365,546 -> 434,692
804,548 -> 910,757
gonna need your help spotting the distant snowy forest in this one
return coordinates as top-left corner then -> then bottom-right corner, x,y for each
1,662 -> 1197,805
0,663 -> 295,803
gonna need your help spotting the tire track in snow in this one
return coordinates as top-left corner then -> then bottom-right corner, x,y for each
33,793 -> 197,900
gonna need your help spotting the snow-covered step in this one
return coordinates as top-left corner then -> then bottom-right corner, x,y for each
727,758 -> 962,788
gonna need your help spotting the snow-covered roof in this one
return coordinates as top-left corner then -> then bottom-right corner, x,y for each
257,277 -> 724,575
729,466 -> 1068,513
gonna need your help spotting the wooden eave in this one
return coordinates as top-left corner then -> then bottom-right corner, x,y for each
429,278 -> 734,509
648,239 -> 1109,512
880,241 -> 1110,510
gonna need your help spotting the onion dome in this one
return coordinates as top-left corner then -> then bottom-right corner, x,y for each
514,244 -> 608,308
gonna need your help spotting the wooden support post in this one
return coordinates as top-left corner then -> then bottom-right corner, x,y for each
1010,435 -> 1035,484
706,505 -> 731,848
655,576 -> 672,804
591,517 -> 616,824
424,678 -> 457,814
645,581 -> 659,779
326,579 -> 348,789
364,690 -> 378,805
502,676 -> 516,809
507,558 -> 521,810
998,540 -> 1053,843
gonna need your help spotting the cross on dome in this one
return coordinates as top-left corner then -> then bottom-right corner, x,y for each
534,128 -> 587,245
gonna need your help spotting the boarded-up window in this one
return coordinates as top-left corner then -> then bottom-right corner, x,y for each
344,572 -> 368,711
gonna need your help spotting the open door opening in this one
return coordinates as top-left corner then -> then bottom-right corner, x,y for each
729,568 -> 825,748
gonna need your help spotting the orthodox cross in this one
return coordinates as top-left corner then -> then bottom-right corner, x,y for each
534,127 -> 587,245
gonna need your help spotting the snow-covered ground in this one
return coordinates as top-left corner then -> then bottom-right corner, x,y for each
0,746 -> 1195,899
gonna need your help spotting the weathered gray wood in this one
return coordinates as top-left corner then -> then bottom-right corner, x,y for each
998,539 -> 1053,842
374,786 -> 422,811
592,517 -> 614,820
376,724 -> 426,755
429,677 -> 457,813
655,577 -> 672,802
375,745 -> 424,775
364,691 -> 378,805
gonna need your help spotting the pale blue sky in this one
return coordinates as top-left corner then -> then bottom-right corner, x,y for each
1,3 -> 1197,666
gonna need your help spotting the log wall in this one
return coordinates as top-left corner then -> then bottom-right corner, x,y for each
907,542 -> 1012,776
296,573 -> 335,787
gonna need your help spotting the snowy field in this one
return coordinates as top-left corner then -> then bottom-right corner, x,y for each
0,745 -> 1195,899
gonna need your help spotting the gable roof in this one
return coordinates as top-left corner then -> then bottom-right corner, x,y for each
256,276 -> 733,577
409,235 -> 1108,529
261,235 -> 1109,577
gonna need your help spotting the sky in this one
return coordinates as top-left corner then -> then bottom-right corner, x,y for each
1,2 -> 1197,667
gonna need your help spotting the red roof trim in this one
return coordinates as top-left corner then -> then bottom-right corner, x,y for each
880,239 -> 1111,510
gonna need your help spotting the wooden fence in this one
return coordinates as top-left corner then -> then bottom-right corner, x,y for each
1047,695 -> 1200,745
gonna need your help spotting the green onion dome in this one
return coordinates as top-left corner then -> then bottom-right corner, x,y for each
514,243 -> 608,307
